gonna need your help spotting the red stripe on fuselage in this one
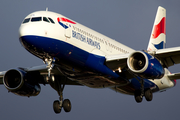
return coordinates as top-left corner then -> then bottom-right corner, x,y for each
57,17 -> 76,24
152,17 -> 166,39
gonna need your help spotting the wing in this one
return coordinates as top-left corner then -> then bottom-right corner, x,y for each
105,53 -> 130,70
0,65 -> 81,86
105,47 -> 180,79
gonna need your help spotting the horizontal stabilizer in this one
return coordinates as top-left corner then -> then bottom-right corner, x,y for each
167,73 -> 180,80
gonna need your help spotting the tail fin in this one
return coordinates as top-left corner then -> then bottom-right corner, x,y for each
147,6 -> 166,51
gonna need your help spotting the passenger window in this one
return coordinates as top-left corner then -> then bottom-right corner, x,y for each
31,17 -> 42,22
43,17 -> 50,23
48,17 -> 55,24
23,18 -> 30,23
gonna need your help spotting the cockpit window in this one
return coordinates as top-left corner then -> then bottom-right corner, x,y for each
23,17 -> 55,24
23,18 -> 30,23
31,17 -> 42,22
43,17 -> 50,23
48,17 -> 55,24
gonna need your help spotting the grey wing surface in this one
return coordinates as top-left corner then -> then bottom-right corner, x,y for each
0,65 -> 81,86
105,47 -> 180,80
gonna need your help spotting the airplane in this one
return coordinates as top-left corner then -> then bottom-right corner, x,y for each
0,6 -> 180,114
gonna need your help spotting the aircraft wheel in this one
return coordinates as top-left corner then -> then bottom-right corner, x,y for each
134,90 -> 143,103
63,99 -> 71,112
145,89 -> 153,101
53,100 -> 61,114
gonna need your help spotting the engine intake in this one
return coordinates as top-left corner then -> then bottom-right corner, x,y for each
3,69 -> 41,97
127,51 -> 164,79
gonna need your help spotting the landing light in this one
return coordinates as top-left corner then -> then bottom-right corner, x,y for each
118,67 -> 122,73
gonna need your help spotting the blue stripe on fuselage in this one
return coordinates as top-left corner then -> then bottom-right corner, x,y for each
20,35 -> 119,77
20,35 -> 158,92
20,35 -> 88,67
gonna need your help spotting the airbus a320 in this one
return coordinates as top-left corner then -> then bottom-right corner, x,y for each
0,6 -> 179,114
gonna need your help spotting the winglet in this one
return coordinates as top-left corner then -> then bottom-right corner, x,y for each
147,6 -> 166,51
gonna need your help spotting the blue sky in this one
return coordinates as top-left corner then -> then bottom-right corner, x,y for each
0,0 -> 180,120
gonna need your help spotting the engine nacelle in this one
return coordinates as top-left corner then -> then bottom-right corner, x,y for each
3,69 -> 41,97
127,51 -> 164,79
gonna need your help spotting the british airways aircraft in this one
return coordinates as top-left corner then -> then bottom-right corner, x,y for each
0,6 -> 179,114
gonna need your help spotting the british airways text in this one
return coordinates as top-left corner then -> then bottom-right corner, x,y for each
72,30 -> 101,49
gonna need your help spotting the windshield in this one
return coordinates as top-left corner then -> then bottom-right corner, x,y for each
31,17 -> 42,22
22,16 -> 55,24
22,18 -> 30,23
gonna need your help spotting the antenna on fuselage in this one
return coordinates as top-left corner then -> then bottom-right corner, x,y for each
46,7 -> 48,11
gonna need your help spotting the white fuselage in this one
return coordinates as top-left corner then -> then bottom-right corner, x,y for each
19,11 -> 135,56
19,10 -> 175,94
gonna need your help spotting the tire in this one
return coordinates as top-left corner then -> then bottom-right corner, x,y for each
145,89 -> 153,101
53,100 -> 61,114
63,99 -> 71,112
134,90 -> 143,103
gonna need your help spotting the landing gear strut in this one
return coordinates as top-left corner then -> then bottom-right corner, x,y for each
53,79 -> 72,114
126,69 -> 150,103
134,78 -> 144,103
43,57 -> 55,78
129,71 -> 153,103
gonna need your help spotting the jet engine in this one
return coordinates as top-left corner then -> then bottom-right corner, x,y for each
127,51 -> 164,79
3,69 -> 41,97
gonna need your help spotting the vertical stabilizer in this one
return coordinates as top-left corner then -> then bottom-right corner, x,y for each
147,6 -> 166,51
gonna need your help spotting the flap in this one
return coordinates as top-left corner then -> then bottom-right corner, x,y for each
105,53 -> 129,70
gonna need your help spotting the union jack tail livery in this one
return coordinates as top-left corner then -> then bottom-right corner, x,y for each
147,6 -> 166,51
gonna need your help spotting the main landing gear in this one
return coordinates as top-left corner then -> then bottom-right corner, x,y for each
53,99 -> 71,113
53,80 -> 72,114
44,57 -> 72,114
126,69 -> 153,103
134,78 -> 153,103
134,89 -> 153,103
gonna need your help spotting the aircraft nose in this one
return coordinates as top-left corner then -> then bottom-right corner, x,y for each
19,24 -> 35,38
19,22 -> 48,40
19,23 -> 41,49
